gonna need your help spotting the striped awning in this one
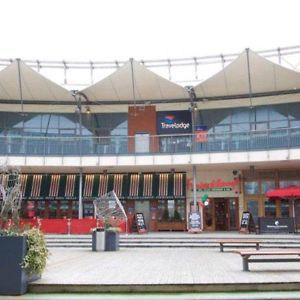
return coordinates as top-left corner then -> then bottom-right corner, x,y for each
48,175 -> 60,198
158,173 -> 170,198
173,173 -> 185,198
8,172 -> 186,201
30,175 -> 43,199
98,174 -> 109,197
129,174 -> 140,199
143,174 -> 153,199
113,174 -> 124,198
83,175 -> 94,198
64,175 -> 76,199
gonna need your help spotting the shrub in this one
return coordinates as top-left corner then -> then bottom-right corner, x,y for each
22,228 -> 49,275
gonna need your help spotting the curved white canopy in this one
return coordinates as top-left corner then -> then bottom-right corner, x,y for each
194,49 -> 300,99
81,59 -> 189,102
0,60 -> 73,102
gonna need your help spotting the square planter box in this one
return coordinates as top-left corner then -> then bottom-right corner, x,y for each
105,231 -> 119,251
0,236 -> 28,295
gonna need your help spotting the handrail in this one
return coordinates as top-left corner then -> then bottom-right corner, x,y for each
0,127 -> 299,156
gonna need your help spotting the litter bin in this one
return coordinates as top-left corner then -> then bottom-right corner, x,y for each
92,228 -> 105,251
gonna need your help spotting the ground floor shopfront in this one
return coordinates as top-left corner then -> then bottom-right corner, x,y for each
1,168 -> 300,233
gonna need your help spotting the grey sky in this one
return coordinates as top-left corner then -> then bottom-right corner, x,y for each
1,0 -> 299,61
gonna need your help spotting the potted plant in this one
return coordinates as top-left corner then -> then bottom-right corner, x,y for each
22,228 -> 49,282
0,166 -> 48,295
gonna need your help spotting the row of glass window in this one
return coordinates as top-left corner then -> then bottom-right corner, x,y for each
1,102 -> 300,137
245,179 -> 300,195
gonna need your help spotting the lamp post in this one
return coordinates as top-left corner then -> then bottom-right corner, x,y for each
186,86 -> 202,232
72,91 -> 83,219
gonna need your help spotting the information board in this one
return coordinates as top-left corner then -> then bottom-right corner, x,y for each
188,211 -> 201,232
135,213 -> 147,234
239,211 -> 256,233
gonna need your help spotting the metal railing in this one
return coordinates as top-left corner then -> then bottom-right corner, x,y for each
0,127 -> 300,157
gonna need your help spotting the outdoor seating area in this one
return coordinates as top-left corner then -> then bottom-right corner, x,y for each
236,249 -> 300,271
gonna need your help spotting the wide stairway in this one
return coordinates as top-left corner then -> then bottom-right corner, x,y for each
45,232 -> 300,249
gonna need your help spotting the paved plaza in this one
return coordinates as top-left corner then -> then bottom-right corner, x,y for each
30,246 -> 300,292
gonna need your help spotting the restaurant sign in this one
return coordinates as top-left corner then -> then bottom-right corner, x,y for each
187,178 -> 239,192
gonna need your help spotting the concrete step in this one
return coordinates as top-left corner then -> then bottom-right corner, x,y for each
45,233 -> 300,248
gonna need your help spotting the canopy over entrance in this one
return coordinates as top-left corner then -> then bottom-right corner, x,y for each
266,186 -> 300,199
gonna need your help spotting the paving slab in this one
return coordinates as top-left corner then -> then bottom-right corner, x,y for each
28,247 -> 300,293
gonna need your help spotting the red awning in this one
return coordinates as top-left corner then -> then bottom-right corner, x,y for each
266,186 -> 300,199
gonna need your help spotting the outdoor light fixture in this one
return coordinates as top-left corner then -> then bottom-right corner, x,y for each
85,106 -> 91,114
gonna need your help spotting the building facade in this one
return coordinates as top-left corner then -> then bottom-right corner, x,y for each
0,51 -> 300,233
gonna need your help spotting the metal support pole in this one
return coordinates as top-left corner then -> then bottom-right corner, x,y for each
192,165 -> 197,207
78,169 -> 83,219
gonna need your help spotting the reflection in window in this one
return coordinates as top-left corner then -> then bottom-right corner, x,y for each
204,200 -> 213,228
279,180 -> 300,188
264,199 -> 276,217
168,199 -> 175,219
281,200 -> 289,217
245,181 -> 259,194
247,200 -> 258,224
261,180 -> 275,193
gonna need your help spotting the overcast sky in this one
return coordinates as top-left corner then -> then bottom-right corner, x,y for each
1,0 -> 300,62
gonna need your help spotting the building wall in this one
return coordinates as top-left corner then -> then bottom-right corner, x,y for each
128,105 -> 158,153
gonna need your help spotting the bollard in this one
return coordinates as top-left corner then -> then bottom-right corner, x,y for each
92,228 -> 105,251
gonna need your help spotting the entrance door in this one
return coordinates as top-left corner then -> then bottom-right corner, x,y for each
214,198 -> 229,231
135,201 -> 150,229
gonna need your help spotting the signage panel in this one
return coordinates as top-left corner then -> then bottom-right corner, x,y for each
258,217 -> 295,234
157,111 -> 192,134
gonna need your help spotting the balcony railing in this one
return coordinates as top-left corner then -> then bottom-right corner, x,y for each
1,127 -> 300,156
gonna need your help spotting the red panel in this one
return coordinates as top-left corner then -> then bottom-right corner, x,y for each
70,219 -> 97,234
40,219 -> 68,234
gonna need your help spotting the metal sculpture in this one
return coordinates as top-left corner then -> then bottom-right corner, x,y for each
0,165 -> 22,230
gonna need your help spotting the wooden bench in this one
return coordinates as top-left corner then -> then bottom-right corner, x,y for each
236,250 -> 300,271
216,239 -> 260,252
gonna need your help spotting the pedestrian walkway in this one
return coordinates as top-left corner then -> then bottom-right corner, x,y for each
29,246 -> 300,293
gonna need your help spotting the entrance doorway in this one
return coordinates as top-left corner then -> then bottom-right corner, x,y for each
135,201 -> 150,229
214,198 -> 229,231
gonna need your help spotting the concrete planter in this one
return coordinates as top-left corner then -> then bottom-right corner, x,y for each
0,236 -> 28,295
105,231 -> 119,251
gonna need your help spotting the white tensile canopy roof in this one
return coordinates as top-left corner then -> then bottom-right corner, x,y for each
0,60 -> 74,112
80,59 -> 189,111
194,49 -> 300,105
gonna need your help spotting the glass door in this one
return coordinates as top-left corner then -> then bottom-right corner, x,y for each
214,198 -> 229,231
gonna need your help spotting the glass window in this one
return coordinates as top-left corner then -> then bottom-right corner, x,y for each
280,179 -> 300,188
264,199 -> 276,217
48,201 -> 58,219
158,200 -> 167,221
255,107 -> 269,122
269,120 -> 288,129
247,200 -> 259,225
168,199 -> 175,219
175,200 -> 185,221
232,108 -> 250,123
245,181 -> 259,194
281,200 -> 290,217
261,180 -> 275,193
232,123 -> 250,132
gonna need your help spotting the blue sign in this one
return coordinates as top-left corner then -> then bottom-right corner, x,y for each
157,111 -> 192,134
